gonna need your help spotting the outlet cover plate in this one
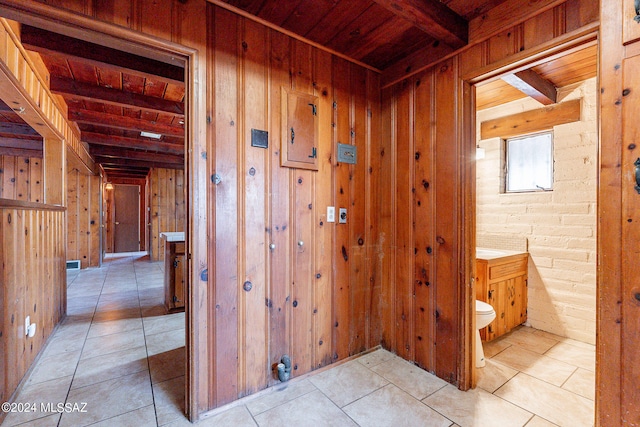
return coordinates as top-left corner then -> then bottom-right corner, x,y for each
339,208 -> 347,224
327,206 -> 335,223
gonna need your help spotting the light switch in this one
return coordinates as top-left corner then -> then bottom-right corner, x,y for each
339,208 -> 347,224
327,206 -> 335,223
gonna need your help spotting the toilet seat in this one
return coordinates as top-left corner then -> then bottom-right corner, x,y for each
476,299 -> 494,314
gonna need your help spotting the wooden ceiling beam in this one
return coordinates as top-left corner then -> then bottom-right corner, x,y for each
82,132 -> 184,155
69,108 -> 185,137
0,136 -> 43,150
371,0 -> 468,49
21,25 -> 185,85
501,69 -> 558,105
95,155 -> 184,170
90,145 -> 184,164
50,77 -> 185,116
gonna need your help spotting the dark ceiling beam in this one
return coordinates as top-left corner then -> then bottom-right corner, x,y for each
95,155 -> 184,170
0,147 -> 43,158
21,25 -> 185,85
104,170 -> 150,178
501,69 -> 558,105
0,121 -> 41,136
82,132 -> 184,155
371,0 -> 468,49
90,145 -> 184,165
50,77 -> 185,116
0,137 -> 43,150
69,108 -> 185,137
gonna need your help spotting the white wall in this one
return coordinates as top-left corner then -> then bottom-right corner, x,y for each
476,78 -> 597,344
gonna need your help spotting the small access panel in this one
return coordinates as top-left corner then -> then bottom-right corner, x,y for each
281,87 -> 319,170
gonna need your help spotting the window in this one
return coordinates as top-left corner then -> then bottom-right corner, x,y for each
505,132 -> 553,192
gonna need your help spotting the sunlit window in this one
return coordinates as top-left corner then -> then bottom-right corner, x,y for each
505,132 -> 553,192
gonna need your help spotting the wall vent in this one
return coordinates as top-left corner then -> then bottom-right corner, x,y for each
66,260 -> 81,271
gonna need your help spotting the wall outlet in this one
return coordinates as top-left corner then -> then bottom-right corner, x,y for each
327,206 -> 335,223
339,208 -> 347,224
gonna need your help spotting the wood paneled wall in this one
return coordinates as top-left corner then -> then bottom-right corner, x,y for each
0,155 -> 43,202
598,1 -> 640,425
67,168 -> 100,268
207,5 -> 382,407
0,203 -> 65,405
382,0 -> 598,385
149,168 -> 184,261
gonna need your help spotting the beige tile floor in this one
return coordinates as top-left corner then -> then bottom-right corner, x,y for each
1,253 -> 595,427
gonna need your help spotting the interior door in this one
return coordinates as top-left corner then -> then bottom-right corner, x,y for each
114,184 -> 140,252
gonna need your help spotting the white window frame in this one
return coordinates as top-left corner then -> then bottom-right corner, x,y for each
504,131 -> 554,193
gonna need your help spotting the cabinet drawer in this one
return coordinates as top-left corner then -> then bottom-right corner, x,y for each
489,258 -> 527,281
174,242 -> 185,254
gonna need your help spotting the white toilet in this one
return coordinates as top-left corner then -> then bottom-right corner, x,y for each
475,300 -> 496,368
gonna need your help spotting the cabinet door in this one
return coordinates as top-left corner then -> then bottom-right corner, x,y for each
281,87 -> 318,170
487,280 -> 507,340
173,255 -> 185,309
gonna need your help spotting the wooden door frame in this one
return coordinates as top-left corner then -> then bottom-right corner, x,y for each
458,24 -> 599,391
0,0 -> 209,421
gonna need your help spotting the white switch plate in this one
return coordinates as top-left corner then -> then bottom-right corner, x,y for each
339,208 -> 347,224
25,316 -> 30,336
327,206 -> 335,223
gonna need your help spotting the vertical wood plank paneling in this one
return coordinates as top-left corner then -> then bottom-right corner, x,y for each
175,169 -> 185,232
241,18 -> 268,394
332,58 -> 351,361
267,29 -> 291,385
167,170 -> 176,233
394,78 -> 414,361
433,58 -> 458,382
78,173 -> 89,267
349,63 -> 367,355
29,158 -> 43,203
89,175 -> 101,266
15,158 -> 29,201
312,47 -> 333,369
150,170 -> 160,259
290,38 -> 314,376
379,87 -> 395,350
2,157 -> 16,200
211,6 -> 239,407
413,69 -> 436,372
67,171 -> 78,260
523,8 -> 556,50
0,206 -> 65,413
368,71 -> 385,347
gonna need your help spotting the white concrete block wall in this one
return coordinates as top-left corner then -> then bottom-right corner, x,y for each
476,78 -> 597,344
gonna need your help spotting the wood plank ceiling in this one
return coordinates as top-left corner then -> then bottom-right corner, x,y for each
21,25 -> 186,179
218,0 -> 508,70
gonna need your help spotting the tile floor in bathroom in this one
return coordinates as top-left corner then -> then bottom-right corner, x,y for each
1,253 -> 595,427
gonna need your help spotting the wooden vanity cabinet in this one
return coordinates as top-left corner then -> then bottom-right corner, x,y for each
164,240 -> 186,313
476,253 -> 528,341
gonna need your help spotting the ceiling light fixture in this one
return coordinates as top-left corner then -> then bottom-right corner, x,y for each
140,131 -> 162,139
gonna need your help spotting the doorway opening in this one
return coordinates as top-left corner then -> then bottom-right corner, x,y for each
466,34 -> 598,423
0,5 -> 200,421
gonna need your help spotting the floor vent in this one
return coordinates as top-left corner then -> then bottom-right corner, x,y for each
66,260 -> 81,271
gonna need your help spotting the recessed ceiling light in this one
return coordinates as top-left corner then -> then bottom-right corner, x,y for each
140,131 -> 162,139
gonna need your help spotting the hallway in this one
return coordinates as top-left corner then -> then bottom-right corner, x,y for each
2,253 -> 187,426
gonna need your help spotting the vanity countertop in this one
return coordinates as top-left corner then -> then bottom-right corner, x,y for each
160,231 -> 185,242
476,247 -> 527,260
